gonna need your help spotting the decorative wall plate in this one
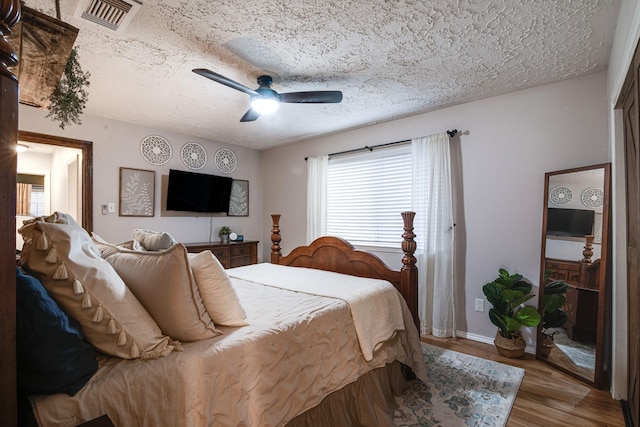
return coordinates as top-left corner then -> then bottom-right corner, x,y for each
581,187 -> 604,208
181,142 -> 207,170
140,135 -> 172,165
214,148 -> 237,173
549,186 -> 573,205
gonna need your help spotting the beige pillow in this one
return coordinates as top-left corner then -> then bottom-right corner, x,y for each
132,229 -> 177,251
189,251 -> 248,327
91,232 -> 143,253
18,214 -> 176,360
98,242 -> 220,341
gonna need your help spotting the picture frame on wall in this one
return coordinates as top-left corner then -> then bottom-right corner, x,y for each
228,179 -> 249,217
119,167 -> 155,217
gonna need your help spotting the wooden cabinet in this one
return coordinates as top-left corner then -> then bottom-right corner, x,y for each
545,258 -> 582,283
184,241 -> 258,269
544,258 -> 600,290
563,284 -> 598,343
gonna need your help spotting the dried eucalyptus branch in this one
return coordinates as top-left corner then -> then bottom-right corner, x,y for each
46,47 -> 90,129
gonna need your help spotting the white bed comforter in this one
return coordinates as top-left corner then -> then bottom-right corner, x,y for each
227,263 -> 406,361
30,266 -> 426,427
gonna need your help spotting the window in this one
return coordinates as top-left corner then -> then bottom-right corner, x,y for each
30,185 -> 45,216
326,144 -> 411,247
17,174 -> 45,217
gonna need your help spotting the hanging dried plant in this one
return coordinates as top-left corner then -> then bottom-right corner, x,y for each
46,47 -> 90,129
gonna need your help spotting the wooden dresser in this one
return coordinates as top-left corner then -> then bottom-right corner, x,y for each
185,241 -> 258,269
545,257 -> 600,343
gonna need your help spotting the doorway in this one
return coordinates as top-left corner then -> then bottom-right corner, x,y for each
17,131 -> 93,232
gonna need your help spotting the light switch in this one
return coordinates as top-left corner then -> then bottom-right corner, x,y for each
107,202 -> 116,213
474,298 -> 484,312
101,204 -> 108,215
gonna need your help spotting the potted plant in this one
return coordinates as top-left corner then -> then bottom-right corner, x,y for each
482,268 -> 541,358
539,278 -> 570,357
219,226 -> 232,243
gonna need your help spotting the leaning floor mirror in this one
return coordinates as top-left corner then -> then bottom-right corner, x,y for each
536,163 -> 611,388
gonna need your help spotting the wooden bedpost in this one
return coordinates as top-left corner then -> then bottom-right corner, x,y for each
400,211 -> 420,332
270,214 -> 282,264
1,1 -> 22,425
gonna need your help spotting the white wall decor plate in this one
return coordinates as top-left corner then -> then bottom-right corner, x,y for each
549,186 -> 573,205
181,142 -> 207,170
140,135 -> 172,165
214,148 -> 237,173
581,187 -> 604,208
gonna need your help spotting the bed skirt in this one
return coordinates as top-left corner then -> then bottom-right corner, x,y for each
286,361 -> 409,427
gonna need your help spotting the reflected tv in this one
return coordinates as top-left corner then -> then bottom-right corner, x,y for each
546,208 -> 595,237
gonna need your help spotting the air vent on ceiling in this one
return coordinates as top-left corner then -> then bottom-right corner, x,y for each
73,0 -> 142,34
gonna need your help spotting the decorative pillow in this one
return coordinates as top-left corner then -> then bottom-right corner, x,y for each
91,233 -> 143,252
97,242 -> 220,341
18,213 -> 176,360
189,250 -> 248,327
16,267 -> 97,396
132,229 -> 177,251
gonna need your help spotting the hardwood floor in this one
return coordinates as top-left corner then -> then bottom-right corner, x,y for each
422,335 -> 626,427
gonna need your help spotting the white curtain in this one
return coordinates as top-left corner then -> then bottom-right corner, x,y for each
411,133 -> 456,337
17,183 -> 32,216
306,154 -> 329,243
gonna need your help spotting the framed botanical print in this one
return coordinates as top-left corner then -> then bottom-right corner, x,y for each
119,167 -> 155,217
228,179 -> 249,217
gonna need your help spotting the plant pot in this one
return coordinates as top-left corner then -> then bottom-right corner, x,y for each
494,332 -> 526,358
220,234 -> 229,244
540,334 -> 555,358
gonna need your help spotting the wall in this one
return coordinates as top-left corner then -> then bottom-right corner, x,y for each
261,71 -> 609,344
19,105 -> 264,259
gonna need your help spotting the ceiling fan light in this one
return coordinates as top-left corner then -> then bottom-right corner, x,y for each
251,97 -> 280,115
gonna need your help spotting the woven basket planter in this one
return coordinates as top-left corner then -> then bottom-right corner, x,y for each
494,332 -> 526,358
540,334 -> 555,358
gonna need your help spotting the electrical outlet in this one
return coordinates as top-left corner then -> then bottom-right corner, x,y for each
107,202 -> 116,213
102,204 -> 108,215
474,298 -> 484,312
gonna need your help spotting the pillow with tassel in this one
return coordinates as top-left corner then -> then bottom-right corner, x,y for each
18,213 -> 178,360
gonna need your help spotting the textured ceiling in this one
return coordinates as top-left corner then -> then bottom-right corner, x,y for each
22,0 -> 620,150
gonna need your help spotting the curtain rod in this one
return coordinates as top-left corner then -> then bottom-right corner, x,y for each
305,129 -> 458,161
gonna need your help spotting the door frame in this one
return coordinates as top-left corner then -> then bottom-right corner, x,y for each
18,131 -> 93,232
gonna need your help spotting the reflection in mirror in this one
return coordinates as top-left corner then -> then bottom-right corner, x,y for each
537,163 -> 610,388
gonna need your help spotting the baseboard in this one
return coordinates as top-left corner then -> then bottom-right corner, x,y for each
455,331 -> 537,355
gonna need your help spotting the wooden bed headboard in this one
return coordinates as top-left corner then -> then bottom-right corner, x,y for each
269,212 -> 420,331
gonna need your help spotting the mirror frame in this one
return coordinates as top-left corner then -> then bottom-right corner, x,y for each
536,163 -> 611,388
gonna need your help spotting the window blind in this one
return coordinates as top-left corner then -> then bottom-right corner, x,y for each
326,145 -> 411,247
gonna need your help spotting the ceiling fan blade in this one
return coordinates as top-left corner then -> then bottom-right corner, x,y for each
279,91 -> 343,104
240,109 -> 261,122
192,69 -> 259,96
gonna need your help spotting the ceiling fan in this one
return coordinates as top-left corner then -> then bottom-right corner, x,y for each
192,69 -> 343,122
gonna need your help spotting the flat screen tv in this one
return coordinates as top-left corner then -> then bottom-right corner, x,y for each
546,208 -> 595,237
166,169 -> 233,213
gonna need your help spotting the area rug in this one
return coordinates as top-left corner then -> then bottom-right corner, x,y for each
548,327 -> 596,370
554,343 -> 595,370
394,343 -> 524,427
